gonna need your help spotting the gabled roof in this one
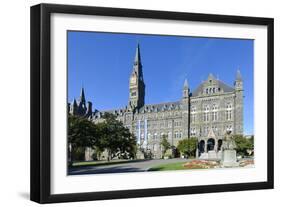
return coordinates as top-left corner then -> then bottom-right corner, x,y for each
192,80 -> 234,97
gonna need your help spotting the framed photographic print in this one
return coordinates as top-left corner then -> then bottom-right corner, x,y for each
30,3 -> 274,203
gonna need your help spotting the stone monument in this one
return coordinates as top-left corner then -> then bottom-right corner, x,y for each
221,131 -> 239,167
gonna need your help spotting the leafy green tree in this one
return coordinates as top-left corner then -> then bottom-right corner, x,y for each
68,115 -> 98,165
177,137 -> 197,158
160,135 -> 171,158
233,135 -> 254,157
96,113 -> 137,161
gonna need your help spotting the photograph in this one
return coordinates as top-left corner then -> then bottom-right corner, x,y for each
67,31 -> 254,175
30,3 -> 274,203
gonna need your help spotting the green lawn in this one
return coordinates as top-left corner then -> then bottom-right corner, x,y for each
148,161 -> 187,171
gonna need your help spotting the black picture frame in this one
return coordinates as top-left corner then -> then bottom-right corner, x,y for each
30,3 -> 274,204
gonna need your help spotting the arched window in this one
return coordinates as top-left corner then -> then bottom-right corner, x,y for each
174,131 -> 178,138
226,103 -> 232,121
191,128 -> 196,136
204,105 -> 210,122
212,104 -> 218,121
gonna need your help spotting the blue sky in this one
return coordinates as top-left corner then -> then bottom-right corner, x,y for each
68,31 -> 254,135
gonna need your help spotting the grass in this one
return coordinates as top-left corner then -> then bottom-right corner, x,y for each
148,161 -> 187,171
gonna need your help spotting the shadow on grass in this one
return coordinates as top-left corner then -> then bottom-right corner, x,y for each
70,159 -> 151,168
68,165 -> 145,175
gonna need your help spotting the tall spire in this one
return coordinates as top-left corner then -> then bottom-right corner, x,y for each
183,79 -> 189,89
132,43 -> 143,80
236,70 -> 242,81
134,43 -> 141,64
182,78 -> 190,99
79,87 -> 86,104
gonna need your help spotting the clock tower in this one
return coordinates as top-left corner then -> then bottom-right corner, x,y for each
129,44 -> 145,109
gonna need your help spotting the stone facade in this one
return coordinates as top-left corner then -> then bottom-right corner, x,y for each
69,44 -> 244,159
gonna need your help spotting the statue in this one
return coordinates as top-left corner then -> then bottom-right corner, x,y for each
221,131 -> 237,150
221,131 -> 239,167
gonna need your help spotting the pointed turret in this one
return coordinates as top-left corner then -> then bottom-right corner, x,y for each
236,70 -> 242,81
183,79 -> 189,89
86,101 -> 93,116
79,87 -> 86,105
70,98 -> 78,115
134,43 -> 141,64
234,69 -> 243,134
235,70 -> 243,91
72,98 -> 78,107
182,78 -> 190,99
208,73 -> 215,81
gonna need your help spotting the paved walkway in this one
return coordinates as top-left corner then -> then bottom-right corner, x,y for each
68,158 -> 188,175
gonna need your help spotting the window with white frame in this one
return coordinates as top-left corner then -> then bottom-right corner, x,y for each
212,104 -> 218,121
174,131 -> 178,138
226,103 -> 232,121
191,128 -> 196,136
204,105 -> 210,122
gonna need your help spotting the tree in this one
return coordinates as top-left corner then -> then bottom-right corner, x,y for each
233,135 -> 254,157
68,115 -> 98,166
177,138 -> 197,158
96,113 -> 137,161
160,135 -> 171,158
